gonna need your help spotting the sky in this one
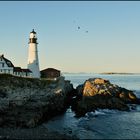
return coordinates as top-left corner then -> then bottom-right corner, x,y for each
0,1 -> 140,73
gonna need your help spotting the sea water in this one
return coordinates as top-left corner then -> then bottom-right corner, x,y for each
44,73 -> 140,139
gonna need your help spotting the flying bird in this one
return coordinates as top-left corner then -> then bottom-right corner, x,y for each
78,26 -> 80,30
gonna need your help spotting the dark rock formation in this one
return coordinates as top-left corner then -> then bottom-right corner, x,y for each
0,74 -> 74,128
73,78 -> 139,117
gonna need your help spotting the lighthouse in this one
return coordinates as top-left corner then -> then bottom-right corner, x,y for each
27,29 -> 40,78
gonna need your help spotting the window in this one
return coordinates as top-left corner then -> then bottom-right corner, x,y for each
2,63 -> 4,67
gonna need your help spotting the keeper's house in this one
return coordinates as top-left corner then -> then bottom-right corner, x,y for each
0,54 -> 32,77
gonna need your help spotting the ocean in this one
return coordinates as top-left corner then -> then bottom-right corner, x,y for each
43,73 -> 140,139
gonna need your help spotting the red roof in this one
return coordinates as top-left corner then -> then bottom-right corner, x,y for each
14,67 -> 22,72
22,69 -> 32,73
14,67 -> 32,73
41,68 -> 60,73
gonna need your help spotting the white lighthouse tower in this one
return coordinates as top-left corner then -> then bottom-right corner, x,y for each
27,29 -> 40,78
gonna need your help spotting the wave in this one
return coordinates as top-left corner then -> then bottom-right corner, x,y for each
97,109 -> 120,114
129,104 -> 140,112
85,105 -> 140,119
85,109 -> 117,118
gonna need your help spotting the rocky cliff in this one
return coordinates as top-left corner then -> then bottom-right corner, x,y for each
72,78 -> 140,117
0,74 -> 74,128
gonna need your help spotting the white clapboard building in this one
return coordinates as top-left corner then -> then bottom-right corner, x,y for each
0,54 -> 32,77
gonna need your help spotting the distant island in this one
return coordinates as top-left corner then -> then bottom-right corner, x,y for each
101,72 -> 135,75
62,72 -> 140,75
62,72 -> 90,75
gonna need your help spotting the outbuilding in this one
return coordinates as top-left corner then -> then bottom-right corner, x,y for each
40,68 -> 61,79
